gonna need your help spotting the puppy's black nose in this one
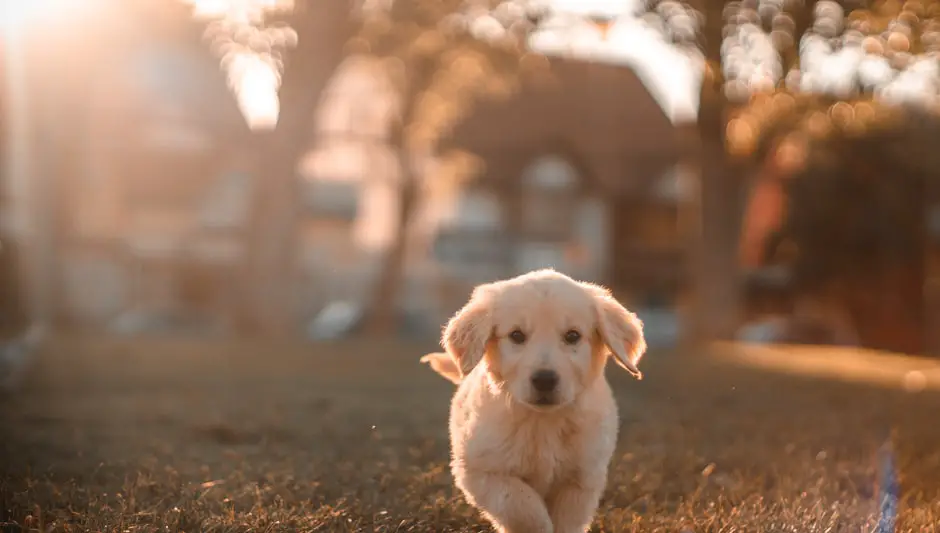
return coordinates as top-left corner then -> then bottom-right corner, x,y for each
530,369 -> 559,393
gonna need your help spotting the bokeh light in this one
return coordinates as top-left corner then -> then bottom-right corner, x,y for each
183,0 -> 297,129
720,0 -> 940,109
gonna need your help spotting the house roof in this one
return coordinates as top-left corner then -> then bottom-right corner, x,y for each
528,7 -> 702,124
446,56 -> 682,188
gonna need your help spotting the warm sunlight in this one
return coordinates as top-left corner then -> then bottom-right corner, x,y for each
186,0 -> 294,22
715,341 -> 940,393
228,52 -> 281,129
0,0 -> 97,32
4,2 -> 940,531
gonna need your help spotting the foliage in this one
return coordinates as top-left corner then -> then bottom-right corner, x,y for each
721,0 -> 940,295
758,97 -> 939,293
716,0 -> 940,106
348,0 -> 554,332
354,0 -> 549,168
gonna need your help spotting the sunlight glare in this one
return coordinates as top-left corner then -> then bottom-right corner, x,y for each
228,52 -> 280,129
186,0 -> 294,21
716,341 -> 940,393
529,1 -> 703,123
0,0 -> 95,31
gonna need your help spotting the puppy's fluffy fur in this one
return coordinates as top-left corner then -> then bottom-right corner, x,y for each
421,269 -> 646,533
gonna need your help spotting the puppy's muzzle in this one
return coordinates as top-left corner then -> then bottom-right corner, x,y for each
530,369 -> 560,405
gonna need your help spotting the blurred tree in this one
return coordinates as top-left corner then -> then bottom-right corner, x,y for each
699,0 -> 940,352
186,0 -> 355,334
189,0 -> 549,336
242,2 -> 355,336
354,0 -> 549,334
746,95 -> 936,352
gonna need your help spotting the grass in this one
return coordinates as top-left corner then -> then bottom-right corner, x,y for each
1,335 -> 940,532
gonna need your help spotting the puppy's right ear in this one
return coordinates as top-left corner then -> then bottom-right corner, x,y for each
442,285 -> 494,377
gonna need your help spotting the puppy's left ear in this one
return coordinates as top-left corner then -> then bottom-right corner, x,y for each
582,282 -> 647,380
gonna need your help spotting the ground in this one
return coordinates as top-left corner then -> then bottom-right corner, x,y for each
1,336 -> 939,532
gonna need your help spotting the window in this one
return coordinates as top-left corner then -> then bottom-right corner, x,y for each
433,190 -> 508,279
303,179 -> 359,221
651,164 -> 694,203
450,190 -> 503,231
520,155 -> 580,239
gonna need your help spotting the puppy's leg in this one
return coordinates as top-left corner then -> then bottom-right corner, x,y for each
546,483 -> 603,533
458,472 -> 553,533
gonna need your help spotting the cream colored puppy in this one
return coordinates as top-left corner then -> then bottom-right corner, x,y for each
421,269 -> 646,533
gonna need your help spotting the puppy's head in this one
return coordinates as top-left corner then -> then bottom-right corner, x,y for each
442,269 -> 646,410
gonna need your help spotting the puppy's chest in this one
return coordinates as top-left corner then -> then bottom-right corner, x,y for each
481,417 -> 583,494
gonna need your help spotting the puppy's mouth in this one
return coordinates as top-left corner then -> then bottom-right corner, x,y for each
528,394 -> 561,409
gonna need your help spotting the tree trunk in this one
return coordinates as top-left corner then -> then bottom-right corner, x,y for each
683,66 -> 745,346
239,1 -> 354,336
359,52 -> 436,337
364,165 -> 419,336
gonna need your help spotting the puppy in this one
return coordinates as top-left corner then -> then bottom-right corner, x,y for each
421,269 -> 646,533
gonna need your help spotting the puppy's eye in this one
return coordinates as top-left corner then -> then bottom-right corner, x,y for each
508,329 -> 527,345
563,330 -> 582,345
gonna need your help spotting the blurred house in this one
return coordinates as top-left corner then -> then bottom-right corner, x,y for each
440,58 -> 686,307
21,4 -> 687,333
293,56 -> 688,334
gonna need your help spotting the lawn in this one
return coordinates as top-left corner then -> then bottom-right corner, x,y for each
1,335 -> 939,532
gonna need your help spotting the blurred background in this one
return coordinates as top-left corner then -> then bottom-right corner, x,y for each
3,0 -> 940,530
3,0 -> 939,353
0,0 -> 679,341
1,0 -> 698,346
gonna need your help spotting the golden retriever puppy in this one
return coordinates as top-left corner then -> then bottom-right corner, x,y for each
422,269 -> 646,533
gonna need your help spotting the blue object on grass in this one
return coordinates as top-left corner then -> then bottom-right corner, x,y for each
875,437 -> 898,533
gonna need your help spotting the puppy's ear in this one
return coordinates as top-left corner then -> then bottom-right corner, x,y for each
442,285 -> 494,377
582,282 -> 646,380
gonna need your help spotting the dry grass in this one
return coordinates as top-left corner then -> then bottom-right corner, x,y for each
1,335 -> 939,532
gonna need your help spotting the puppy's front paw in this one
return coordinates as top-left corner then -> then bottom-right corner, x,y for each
547,484 -> 603,533
458,472 -> 553,533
